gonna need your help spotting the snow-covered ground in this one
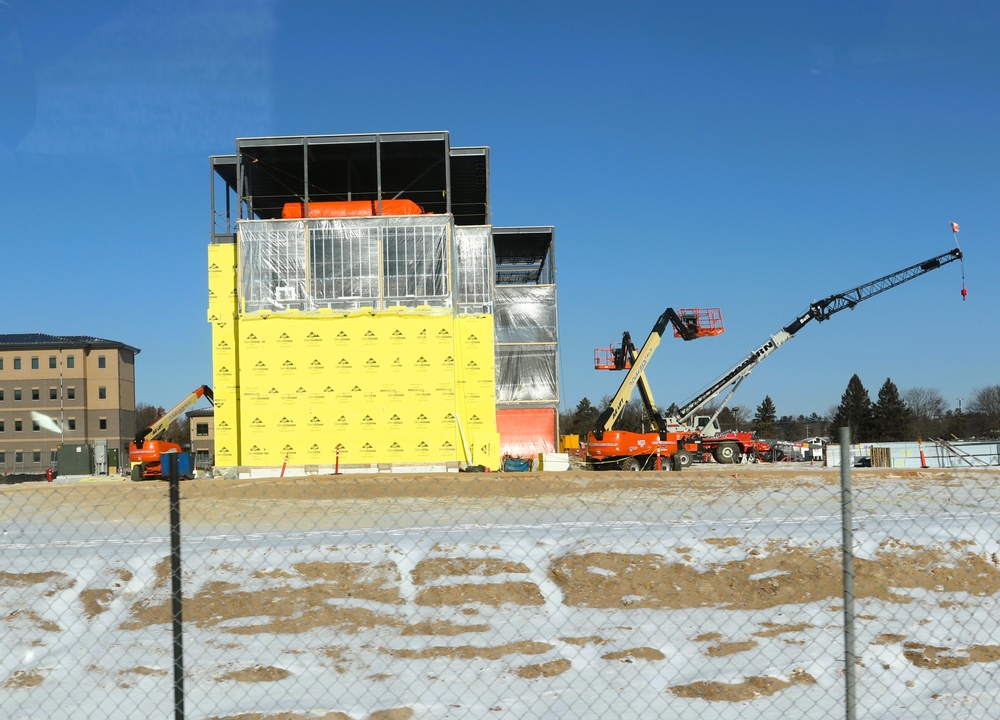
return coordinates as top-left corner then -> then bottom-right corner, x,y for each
3,467 -> 1000,719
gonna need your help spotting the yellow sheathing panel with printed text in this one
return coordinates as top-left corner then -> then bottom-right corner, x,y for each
207,243 -> 241,467
235,312 -> 498,468
209,240 -> 500,470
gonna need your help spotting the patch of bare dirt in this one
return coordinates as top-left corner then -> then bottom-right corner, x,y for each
872,633 -> 907,645
670,670 -> 816,702
384,640 -> 553,660
121,558 -> 403,633
291,561 -> 401,603
207,712 -> 412,720
903,643 -> 1000,669
752,622 -> 813,638
80,588 -> 114,619
414,581 -> 544,607
0,571 -> 67,588
209,714 -> 353,720
601,647 -> 666,662
516,658 -> 572,678
704,640 -> 757,657
411,557 -> 530,584
559,635 -> 610,646
122,578 -> 403,634
401,620 -> 491,636
4,609 -> 60,633
3,669 -> 45,689
548,540 -> 1000,610
216,664 -> 291,682
114,666 -> 168,688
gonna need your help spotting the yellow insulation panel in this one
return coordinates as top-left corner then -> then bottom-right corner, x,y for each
208,244 -> 240,467
208,240 -> 499,470
233,313 -> 497,467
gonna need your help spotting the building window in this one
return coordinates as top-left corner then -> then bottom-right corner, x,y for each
31,357 -> 39,370
0,358 -> 3,369
99,418 -> 108,430
15,451 -> 22,463
0,390 -> 3,401
32,420 -> 40,431
14,389 -> 21,401
67,387 -> 75,400
32,389 -> 40,401
0,452 -> 4,463
14,357 -> 20,370
50,388 -> 57,400
196,423 -> 209,436
0,420 -> 4,431
67,356 -> 74,369
33,451 -> 41,463
99,387 -> 107,400
68,419 -> 76,431
49,356 -> 57,369
50,450 -> 57,462
98,356 -> 106,369
15,420 -> 22,432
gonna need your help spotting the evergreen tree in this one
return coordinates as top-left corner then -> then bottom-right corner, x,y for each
565,397 -> 600,437
829,374 -> 875,443
872,378 -> 911,441
753,395 -> 777,438
661,402 -> 681,419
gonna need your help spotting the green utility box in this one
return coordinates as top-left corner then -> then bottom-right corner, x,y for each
56,444 -> 94,475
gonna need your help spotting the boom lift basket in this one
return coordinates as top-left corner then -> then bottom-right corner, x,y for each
673,308 -> 724,339
594,307 -> 725,370
594,345 -> 627,370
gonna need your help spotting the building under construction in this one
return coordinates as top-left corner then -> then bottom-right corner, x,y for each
209,131 -> 558,472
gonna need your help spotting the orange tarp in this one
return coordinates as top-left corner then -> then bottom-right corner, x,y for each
281,200 -> 425,218
496,408 -> 557,457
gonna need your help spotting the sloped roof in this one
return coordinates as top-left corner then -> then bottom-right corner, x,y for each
0,334 -> 140,354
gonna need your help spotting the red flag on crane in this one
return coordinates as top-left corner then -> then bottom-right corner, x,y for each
951,221 -> 960,233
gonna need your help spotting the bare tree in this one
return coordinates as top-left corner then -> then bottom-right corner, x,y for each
729,404 -> 751,428
968,385 -> 1000,438
134,402 -> 188,445
903,387 -> 947,439
597,395 -> 648,433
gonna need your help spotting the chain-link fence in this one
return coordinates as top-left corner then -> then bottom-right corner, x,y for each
4,452 -> 1000,719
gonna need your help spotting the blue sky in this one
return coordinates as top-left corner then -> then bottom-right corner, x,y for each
2,1 -> 996,420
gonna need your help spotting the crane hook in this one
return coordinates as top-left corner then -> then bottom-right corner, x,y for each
952,221 -> 967,300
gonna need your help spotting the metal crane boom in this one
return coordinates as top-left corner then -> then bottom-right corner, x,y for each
674,247 -> 963,425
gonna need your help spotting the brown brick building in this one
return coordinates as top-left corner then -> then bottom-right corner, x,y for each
186,407 -> 215,470
0,334 -> 139,474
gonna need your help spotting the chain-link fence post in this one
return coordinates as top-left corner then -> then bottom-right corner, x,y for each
167,454 -> 186,720
840,426 -> 856,720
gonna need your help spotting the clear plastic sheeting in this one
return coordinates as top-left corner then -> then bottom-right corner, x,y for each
455,226 -> 494,314
494,285 -> 557,342
239,216 -> 462,314
239,220 -> 310,312
494,284 -> 559,404
496,344 -> 558,403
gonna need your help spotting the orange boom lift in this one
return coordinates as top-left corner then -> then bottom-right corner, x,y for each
129,385 -> 214,481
